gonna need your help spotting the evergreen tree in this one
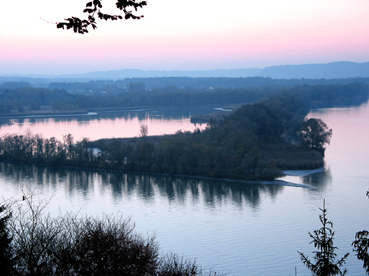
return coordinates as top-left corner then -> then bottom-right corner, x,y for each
298,200 -> 349,276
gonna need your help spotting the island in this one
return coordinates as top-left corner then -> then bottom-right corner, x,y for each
0,81 -> 356,180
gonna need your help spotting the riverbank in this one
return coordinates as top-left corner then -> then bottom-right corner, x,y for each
0,106 -> 142,118
91,136 -> 324,172
259,143 -> 324,170
0,104 -> 224,119
0,92 -> 326,181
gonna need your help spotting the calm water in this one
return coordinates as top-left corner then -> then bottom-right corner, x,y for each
0,104 -> 368,275
0,106 -> 214,140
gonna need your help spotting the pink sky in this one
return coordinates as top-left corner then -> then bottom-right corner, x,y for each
1,0 -> 369,75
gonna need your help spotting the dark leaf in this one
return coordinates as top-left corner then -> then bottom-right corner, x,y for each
56,23 -> 65,29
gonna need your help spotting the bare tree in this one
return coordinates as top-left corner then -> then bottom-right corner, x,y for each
2,191 -> 224,275
5,192 -> 64,275
0,205 -> 13,276
140,124 -> 149,137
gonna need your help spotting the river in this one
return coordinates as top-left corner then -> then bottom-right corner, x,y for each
0,106 -> 214,140
0,104 -> 368,275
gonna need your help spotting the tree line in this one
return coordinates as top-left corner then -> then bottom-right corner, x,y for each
0,88 -> 73,113
0,89 -> 333,181
0,82 -> 367,114
48,76 -> 369,92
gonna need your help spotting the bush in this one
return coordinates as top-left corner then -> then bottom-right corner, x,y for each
52,215 -> 158,276
3,194 -> 224,276
157,253 -> 219,276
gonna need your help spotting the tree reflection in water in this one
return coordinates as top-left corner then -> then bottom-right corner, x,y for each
302,169 -> 332,191
0,162 -> 286,210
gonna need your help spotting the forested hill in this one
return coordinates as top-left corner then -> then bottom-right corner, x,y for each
0,82 -> 365,180
0,82 -> 367,114
48,76 -> 369,92
2,75 -> 369,92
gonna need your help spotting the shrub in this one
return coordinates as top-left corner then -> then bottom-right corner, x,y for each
3,193 -> 224,276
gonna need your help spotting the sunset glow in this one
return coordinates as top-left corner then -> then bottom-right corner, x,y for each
1,0 -> 369,74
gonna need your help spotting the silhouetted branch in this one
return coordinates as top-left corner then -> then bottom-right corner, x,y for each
56,0 -> 147,34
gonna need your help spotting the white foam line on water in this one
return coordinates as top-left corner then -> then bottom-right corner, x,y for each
283,167 -> 325,176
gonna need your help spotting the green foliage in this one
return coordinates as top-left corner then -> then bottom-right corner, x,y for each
298,201 -> 349,276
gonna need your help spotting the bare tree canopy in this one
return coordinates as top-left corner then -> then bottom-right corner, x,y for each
56,0 -> 147,34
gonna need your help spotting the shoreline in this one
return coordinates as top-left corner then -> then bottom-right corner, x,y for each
0,160 -> 317,189
0,104 -> 225,119
58,166 -> 319,189
283,167 -> 325,177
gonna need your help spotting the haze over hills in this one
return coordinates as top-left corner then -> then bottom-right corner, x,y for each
58,61 -> 369,79
260,61 -> 369,79
2,61 -> 369,82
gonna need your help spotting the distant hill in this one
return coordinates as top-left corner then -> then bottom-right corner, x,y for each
54,62 -> 369,79
2,61 -> 369,82
57,68 -> 262,79
258,61 -> 369,79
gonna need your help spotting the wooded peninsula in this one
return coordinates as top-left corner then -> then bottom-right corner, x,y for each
0,81 -> 367,180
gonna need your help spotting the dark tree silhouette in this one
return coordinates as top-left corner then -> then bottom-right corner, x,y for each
57,0 -> 147,34
139,124 -> 149,137
352,190 -> 369,274
299,118 -> 332,155
298,200 -> 349,276
0,205 -> 13,276
352,230 -> 369,274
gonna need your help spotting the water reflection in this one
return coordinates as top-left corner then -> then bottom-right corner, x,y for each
0,162 -> 284,210
0,119 -> 14,127
0,107 -> 213,140
0,104 -> 368,276
0,106 -> 215,124
302,168 -> 332,190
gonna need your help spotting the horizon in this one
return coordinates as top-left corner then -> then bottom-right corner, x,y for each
2,60 -> 368,78
1,0 -> 369,75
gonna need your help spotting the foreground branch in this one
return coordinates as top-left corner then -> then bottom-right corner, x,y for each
56,0 -> 147,34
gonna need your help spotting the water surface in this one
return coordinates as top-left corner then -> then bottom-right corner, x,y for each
0,106 -> 213,140
0,104 -> 368,275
